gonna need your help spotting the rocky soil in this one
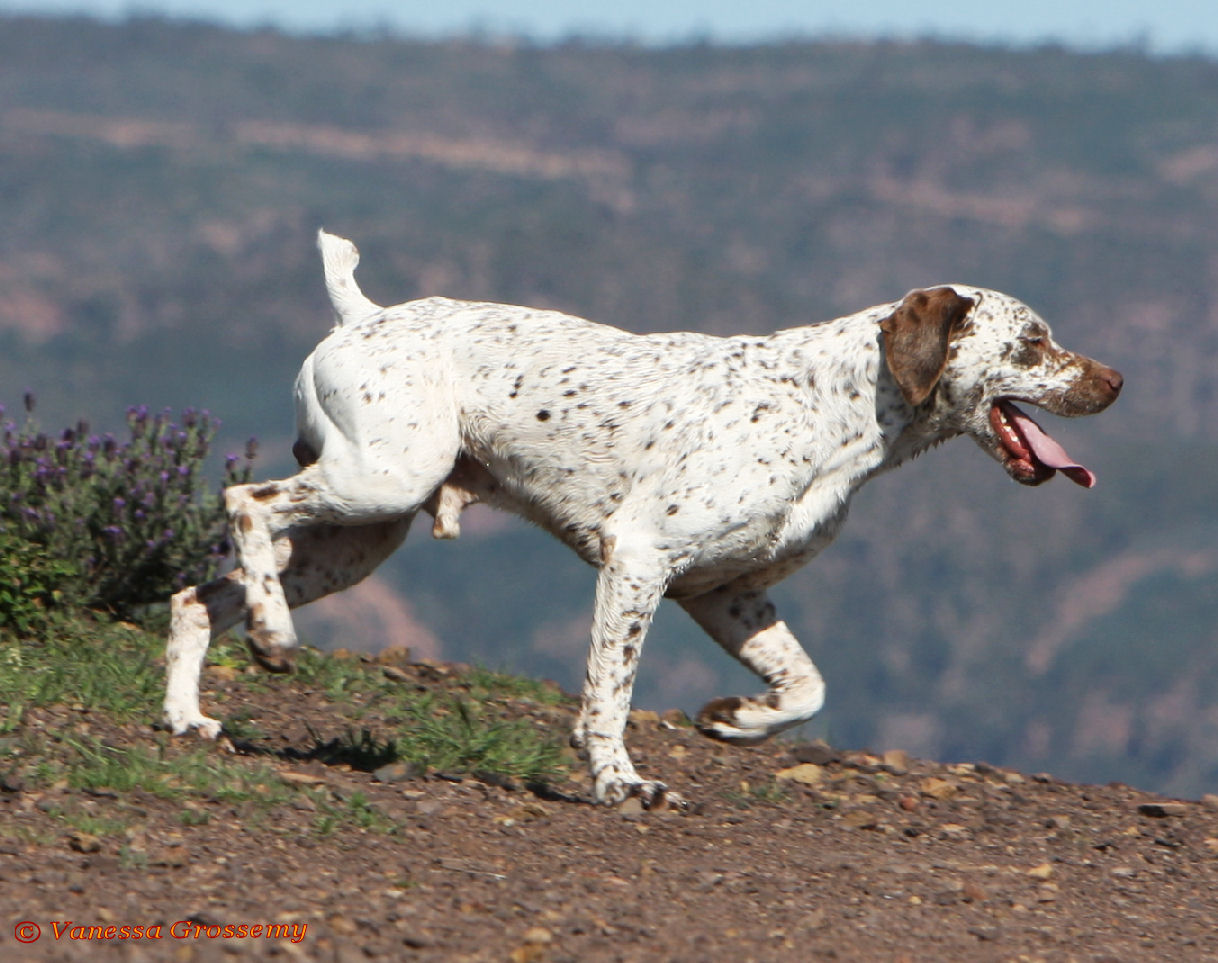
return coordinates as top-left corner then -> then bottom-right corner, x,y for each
4,653 -> 1218,962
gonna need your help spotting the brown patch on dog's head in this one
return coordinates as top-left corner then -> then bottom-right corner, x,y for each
880,287 -> 976,406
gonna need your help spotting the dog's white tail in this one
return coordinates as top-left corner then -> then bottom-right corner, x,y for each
317,229 -> 382,326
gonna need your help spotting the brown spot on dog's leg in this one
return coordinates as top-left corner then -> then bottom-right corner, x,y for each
251,484 -> 282,501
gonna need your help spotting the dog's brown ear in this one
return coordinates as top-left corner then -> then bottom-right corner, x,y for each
880,287 -> 975,406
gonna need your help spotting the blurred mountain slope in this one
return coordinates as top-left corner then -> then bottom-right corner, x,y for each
2,15 -> 1216,794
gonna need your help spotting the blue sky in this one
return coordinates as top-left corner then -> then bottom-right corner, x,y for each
1,0 -> 1216,55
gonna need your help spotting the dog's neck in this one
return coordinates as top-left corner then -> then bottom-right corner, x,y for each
876,368 -> 961,465
776,317 -> 961,479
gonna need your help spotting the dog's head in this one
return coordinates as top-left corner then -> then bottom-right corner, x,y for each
880,285 -> 1122,487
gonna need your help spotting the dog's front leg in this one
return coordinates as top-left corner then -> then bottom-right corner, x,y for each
680,584 -> 825,743
573,539 -> 678,808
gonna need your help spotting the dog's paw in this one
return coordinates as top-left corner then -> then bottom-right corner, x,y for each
194,717 -> 224,740
162,707 -> 223,740
694,696 -> 772,746
595,774 -> 688,812
246,634 -> 296,674
630,784 -> 689,814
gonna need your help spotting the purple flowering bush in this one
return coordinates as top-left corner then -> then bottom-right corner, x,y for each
0,395 -> 255,627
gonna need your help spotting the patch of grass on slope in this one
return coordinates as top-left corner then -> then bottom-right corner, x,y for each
0,613 -> 568,822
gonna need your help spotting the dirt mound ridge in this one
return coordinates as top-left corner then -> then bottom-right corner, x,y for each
4,652 -> 1218,961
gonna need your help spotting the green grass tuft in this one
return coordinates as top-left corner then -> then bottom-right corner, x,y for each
0,615 -> 163,730
462,664 -> 568,707
313,789 -> 401,837
397,697 -> 566,785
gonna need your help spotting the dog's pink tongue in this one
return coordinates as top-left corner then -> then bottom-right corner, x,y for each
1007,404 -> 1097,488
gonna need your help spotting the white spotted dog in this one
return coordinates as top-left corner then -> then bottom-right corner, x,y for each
163,231 -> 1122,809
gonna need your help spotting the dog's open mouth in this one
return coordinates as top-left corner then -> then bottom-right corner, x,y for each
989,400 -> 1096,488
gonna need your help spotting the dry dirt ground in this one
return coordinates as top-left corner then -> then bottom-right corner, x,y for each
4,651 -> 1218,963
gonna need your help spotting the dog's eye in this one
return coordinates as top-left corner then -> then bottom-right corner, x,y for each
1010,332 -> 1048,368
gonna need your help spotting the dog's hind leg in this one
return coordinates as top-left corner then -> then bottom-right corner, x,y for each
224,458 -> 433,671
163,517 -> 412,738
164,570 -> 245,739
679,583 -> 825,744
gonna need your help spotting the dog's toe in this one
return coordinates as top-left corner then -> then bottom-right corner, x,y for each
246,636 -> 296,674
694,696 -> 770,745
636,785 -> 689,814
163,711 -> 222,740
596,776 -> 688,813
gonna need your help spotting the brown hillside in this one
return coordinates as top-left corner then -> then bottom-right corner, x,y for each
4,651 -> 1218,962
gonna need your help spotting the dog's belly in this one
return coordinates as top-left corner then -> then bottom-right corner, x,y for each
663,493 -> 853,598
462,439 -> 858,596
